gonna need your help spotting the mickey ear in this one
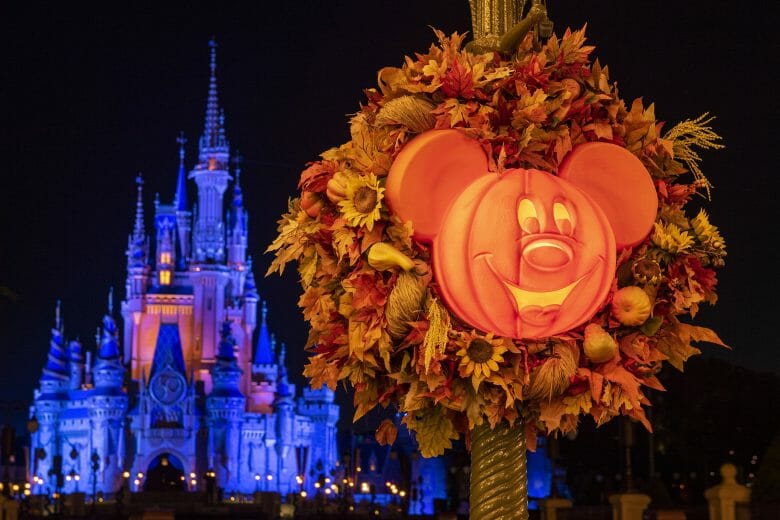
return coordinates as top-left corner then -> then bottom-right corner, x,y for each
559,142 -> 657,250
386,130 -> 488,242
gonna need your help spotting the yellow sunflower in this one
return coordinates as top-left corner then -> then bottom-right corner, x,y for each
457,333 -> 507,384
338,173 -> 384,231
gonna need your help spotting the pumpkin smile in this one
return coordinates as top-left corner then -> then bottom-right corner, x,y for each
476,252 -> 592,318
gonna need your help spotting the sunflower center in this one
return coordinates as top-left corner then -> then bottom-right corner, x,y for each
467,339 -> 493,363
353,187 -> 378,214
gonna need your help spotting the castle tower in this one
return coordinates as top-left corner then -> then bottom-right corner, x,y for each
207,321 -> 245,490
298,385 -> 340,484
31,301 -> 69,489
154,192 -> 177,287
123,175 -> 151,365
190,40 -> 230,264
189,40 -> 232,381
89,294 -> 129,493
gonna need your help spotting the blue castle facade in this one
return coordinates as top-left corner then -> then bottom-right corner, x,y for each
28,41 -> 339,498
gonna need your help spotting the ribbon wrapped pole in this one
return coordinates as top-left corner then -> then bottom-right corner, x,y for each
470,415 -> 529,520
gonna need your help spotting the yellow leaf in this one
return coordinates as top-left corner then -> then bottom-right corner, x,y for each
402,407 -> 459,458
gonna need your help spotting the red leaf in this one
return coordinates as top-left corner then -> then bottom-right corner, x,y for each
441,59 -> 475,99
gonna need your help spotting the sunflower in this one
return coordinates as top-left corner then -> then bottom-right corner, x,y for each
338,173 -> 384,231
456,333 -> 507,384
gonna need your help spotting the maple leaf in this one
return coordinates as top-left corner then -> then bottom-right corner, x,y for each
539,398 -> 568,432
402,407 -> 459,458
375,419 -> 398,446
441,58 -> 475,99
303,355 -> 340,391
353,381 -> 379,422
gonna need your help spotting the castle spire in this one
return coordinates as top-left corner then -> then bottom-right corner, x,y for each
198,39 -> 228,162
174,132 -> 188,212
127,174 -> 149,268
254,301 -> 274,365
41,300 -> 70,383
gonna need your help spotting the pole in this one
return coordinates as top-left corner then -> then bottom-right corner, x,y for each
469,414 -> 528,520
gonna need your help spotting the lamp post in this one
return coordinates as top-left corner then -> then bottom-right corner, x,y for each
90,451 -> 99,513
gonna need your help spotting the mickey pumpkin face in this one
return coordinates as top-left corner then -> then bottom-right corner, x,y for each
386,130 -> 657,339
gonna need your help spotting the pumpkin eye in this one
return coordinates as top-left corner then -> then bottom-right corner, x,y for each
517,198 -> 540,234
553,202 -> 573,235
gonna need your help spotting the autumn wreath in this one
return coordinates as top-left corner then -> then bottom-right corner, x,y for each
267,28 -> 726,457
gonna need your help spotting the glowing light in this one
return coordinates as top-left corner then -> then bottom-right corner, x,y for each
360,482 -> 370,493
190,479 -> 197,486
66,475 -> 72,482
160,252 -> 171,265
356,466 -> 362,472
74,475 -> 80,481
325,477 -> 331,484
12,484 -> 19,492
24,483 -> 31,489
122,471 -> 130,478
160,270 -> 171,285
331,484 -> 338,492
300,491 -> 307,498
180,476 -> 185,481
137,472 -> 144,479
314,482 -> 321,489
266,474 -> 273,481
254,474 -> 261,481
98,497 -> 104,503
324,488 -> 331,495
24,489 -> 31,496
295,475 -> 303,484
399,491 -> 406,497
230,496 -> 236,502
134,479 -> 140,486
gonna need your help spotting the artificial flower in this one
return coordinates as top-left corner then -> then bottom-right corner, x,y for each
338,173 -> 384,231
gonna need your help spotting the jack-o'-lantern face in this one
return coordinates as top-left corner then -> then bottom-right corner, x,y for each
386,130 -> 657,339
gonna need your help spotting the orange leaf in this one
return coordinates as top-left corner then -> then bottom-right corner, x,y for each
375,419 -> 398,446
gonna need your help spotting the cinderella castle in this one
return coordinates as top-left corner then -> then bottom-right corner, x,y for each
28,41 -> 339,497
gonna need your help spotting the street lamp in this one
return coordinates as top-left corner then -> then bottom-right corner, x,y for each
90,451 -> 100,512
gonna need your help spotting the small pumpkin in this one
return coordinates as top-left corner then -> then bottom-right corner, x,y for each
300,190 -> 324,218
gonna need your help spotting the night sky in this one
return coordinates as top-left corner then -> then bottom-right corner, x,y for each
2,1 -> 778,429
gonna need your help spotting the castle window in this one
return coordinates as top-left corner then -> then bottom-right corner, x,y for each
160,252 -> 171,265
160,270 -> 171,285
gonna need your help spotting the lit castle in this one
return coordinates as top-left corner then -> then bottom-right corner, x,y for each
28,41 -> 339,497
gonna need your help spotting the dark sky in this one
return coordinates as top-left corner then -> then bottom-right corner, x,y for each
1,1 -> 778,428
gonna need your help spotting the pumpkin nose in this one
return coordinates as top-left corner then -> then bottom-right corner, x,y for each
521,239 -> 573,271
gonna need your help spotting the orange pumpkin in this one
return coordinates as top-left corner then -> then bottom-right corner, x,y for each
386,130 -> 657,339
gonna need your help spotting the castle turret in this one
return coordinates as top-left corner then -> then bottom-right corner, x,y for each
39,300 -> 70,396
250,301 -> 277,413
274,344 -> 296,493
207,321 -> 245,490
